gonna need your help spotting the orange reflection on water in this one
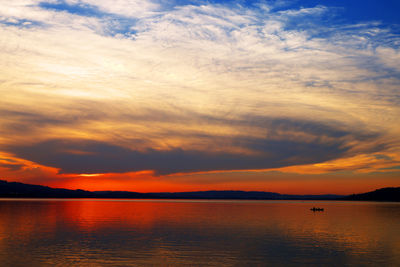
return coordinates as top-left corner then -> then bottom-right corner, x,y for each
36,200 -> 400,251
0,200 -> 399,266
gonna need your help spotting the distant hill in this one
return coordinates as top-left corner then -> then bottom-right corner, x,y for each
1,180 -> 398,201
3,180 -> 398,201
0,180 -> 93,198
345,187 -> 400,202
0,180 -> 345,200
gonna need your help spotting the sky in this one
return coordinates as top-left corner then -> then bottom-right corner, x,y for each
0,0 -> 399,194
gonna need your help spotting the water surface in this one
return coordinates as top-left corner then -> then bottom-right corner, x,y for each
0,199 -> 399,266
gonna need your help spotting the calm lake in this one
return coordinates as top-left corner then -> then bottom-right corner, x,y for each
0,199 -> 399,266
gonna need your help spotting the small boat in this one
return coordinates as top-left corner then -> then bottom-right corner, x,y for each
310,207 -> 324,212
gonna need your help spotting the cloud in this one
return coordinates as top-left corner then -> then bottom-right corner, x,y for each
0,163 -> 24,171
6,115 -> 383,175
0,0 -> 399,181
6,138 -> 341,175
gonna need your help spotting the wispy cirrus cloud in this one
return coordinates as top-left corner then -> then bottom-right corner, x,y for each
0,0 -> 399,190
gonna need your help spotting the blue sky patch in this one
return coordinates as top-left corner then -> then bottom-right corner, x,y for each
39,1 -> 106,18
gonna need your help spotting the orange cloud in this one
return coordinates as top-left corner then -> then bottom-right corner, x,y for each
1,0 -> 399,195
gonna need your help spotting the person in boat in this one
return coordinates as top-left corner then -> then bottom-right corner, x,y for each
310,207 -> 324,211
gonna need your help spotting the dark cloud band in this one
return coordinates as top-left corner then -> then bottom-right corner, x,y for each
6,117 -> 381,175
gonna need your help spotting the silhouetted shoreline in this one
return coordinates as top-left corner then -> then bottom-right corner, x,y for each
344,187 -> 400,202
0,180 -> 399,201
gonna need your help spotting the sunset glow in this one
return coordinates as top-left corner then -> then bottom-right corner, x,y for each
1,0 -> 399,194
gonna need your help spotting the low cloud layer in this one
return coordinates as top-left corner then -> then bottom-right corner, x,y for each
6,117 -> 383,175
